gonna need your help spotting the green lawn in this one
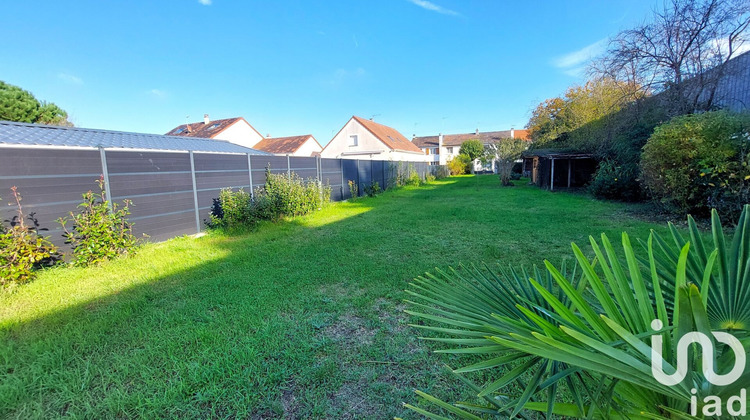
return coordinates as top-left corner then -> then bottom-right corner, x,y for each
0,175 -> 678,418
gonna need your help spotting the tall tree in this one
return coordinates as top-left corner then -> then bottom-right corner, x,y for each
486,138 -> 528,186
594,0 -> 750,115
0,81 -> 72,126
459,139 -> 486,174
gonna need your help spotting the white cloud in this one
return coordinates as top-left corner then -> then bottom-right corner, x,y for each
58,73 -> 83,85
149,89 -> 167,98
406,0 -> 460,16
553,38 -> 607,69
708,38 -> 750,57
198,0 -> 211,5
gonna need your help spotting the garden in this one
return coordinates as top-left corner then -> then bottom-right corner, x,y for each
0,174 -> 689,418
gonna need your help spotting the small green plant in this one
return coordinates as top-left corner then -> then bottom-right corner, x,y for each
347,179 -> 358,199
424,174 -> 436,184
58,177 -> 137,267
0,187 -> 59,287
363,181 -> 381,197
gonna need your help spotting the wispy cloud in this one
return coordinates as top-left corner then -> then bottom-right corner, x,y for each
553,38 -> 607,70
58,73 -> 83,85
327,68 -> 366,85
406,0 -> 460,16
198,0 -> 211,5
148,89 -> 167,99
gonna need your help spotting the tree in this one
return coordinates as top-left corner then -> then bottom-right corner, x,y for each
0,81 -> 72,126
594,0 -> 750,115
458,139 -> 485,174
526,78 -> 641,147
486,138 -> 528,186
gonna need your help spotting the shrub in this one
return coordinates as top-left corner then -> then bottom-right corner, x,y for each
424,174 -> 436,184
588,159 -> 642,201
641,110 -> 750,219
363,181 -> 381,197
347,179 -> 358,199
59,177 -> 137,267
0,187 -> 59,287
447,155 -> 471,175
208,188 -> 253,230
395,163 -> 421,187
404,206 -> 750,418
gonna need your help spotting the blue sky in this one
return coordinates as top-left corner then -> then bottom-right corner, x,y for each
1,0 -> 657,145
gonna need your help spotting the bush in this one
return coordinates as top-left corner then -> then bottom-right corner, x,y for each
641,110 -> 750,218
59,178 -> 137,267
208,188 -> 253,230
588,159 -> 642,201
363,181 -> 381,197
210,167 -> 331,228
0,187 -> 59,287
424,174 -> 436,184
447,155 -> 471,175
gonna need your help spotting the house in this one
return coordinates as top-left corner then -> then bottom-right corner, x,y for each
320,116 -> 428,161
252,134 -> 323,156
412,129 -> 530,171
165,114 -> 264,150
521,149 -> 597,190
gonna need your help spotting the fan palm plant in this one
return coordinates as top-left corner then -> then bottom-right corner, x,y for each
403,205 -> 750,419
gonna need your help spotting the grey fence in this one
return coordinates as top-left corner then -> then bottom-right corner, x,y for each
0,147 -> 441,249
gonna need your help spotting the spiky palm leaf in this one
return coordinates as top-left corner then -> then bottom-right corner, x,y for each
404,206 -> 750,419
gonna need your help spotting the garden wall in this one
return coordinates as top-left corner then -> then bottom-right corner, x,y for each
0,147 -> 438,248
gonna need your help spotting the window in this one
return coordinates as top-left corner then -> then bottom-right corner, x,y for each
432,148 -> 439,155
446,146 -> 454,154
174,128 -> 185,134
207,123 -> 220,130
425,148 -> 430,155
348,134 -> 358,147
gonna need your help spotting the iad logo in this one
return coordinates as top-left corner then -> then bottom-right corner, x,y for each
650,320 -> 747,416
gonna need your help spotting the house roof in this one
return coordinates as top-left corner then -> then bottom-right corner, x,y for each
521,148 -> 594,159
253,134 -> 321,155
351,116 -> 424,154
165,117 -> 263,140
0,120 -> 270,154
413,129 -> 530,148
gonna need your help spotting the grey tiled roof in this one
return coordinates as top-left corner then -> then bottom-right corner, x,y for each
0,121 -> 271,154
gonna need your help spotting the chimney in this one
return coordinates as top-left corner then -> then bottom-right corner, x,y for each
412,134 -> 416,141
204,114 -> 209,125
475,128 -> 479,135
266,133 -> 271,138
511,128 -> 515,138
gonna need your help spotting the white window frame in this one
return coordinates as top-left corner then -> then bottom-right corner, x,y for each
348,134 -> 358,147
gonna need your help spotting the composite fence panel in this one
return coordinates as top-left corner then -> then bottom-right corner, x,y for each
106,150 -> 196,242
289,156 -> 318,181
193,153 -> 251,223
341,159 -> 359,199
0,147 -> 103,249
320,158 -> 344,201
357,160 -> 371,195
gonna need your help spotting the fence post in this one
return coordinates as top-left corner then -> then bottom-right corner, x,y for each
356,159 -> 360,197
287,155 -> 291,179
188,151 -> 201,233
340,159 -> 344,199
247,153 -> 254,199
98,147 -> 114,213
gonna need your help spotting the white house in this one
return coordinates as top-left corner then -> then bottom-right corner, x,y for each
320,116 -> 428,162
165,114 -> 265,150
251,134 -> 323,157
412,129 -> 530,171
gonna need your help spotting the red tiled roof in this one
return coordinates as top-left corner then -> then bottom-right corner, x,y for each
413,129 -> 531,148
253,134 -> 320,155
352,116 -> 423,153
165,117 -> 262,139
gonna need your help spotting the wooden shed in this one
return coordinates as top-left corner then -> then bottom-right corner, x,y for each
521,149 -> 597,191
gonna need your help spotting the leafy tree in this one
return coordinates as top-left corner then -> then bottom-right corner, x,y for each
458,139 -> 485,174
486,138 -> 528,186
0,81 -> 72,126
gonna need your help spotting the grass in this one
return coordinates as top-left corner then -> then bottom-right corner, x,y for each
0,175 -> 681,418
